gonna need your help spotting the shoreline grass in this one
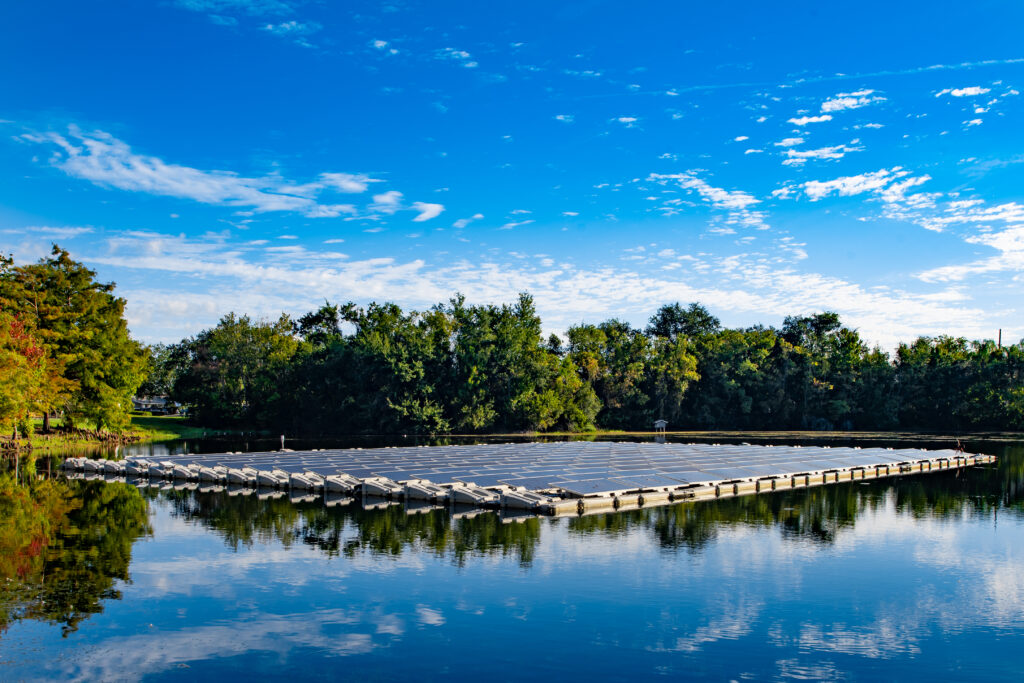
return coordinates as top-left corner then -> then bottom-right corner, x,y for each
7,416 -> 1022,455
2,415 -> 246,454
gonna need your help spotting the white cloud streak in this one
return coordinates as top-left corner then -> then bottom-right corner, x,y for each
821,89 -> 885,112
411,202 -> 445,222
936,86 -> 991,97
21,126 -> 450,222
39,228 -> 993,349
788,114 -> 833,126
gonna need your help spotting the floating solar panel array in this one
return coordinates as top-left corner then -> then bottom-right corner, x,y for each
60,441 -> 993,515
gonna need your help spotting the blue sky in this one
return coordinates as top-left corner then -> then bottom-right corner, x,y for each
2,1 -> 1023,347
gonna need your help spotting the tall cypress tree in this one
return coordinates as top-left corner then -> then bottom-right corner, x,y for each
0,246 -> 147,432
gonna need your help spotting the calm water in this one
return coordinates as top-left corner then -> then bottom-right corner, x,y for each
2,435 -> 1023,681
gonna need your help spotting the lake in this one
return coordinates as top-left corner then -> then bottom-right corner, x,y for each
1,434 -> 1023,681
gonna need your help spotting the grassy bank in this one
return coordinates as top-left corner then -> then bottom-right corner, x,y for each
7,417 -> 1022,455
1,415 -> 243,454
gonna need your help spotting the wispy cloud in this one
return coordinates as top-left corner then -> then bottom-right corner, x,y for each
774,137 -> 804,147
781,142 -> 863,166
453,213 -> 484,228
788,114 -> 833,126
935,86 -> 991,97
647,172 -> 767,229
820,89 -> 885,113
411,202 -> 444,222
798,168 -> 914,201
174,0 -> 318,43
20,126 -> 449,221
435,47 -> 478,68
5,225 -> 95,239
500,219 -> 534,230
371,39 -> 399,55
261,20 -> 321,46
174,0 -> 295,17
40,228 -> 993,348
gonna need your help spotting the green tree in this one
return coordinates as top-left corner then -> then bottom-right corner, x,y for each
136,343 -> 178,398
172,313 -> 306,428
0,247 -> 146,432
646,302 -> 721,340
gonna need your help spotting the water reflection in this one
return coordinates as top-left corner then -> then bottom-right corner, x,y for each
1,440 -> 1021,658
0,476 -> 151,636
164,489 -> 544,566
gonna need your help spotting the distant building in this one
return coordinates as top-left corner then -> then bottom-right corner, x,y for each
653,419 -> 668,433
132,396 -> 179,415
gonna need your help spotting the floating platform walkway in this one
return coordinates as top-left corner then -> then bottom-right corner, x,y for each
61,441 -> 994,518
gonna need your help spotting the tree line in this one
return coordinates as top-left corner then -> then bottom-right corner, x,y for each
2,247 -> 1021,436
151,295 -> 1024,434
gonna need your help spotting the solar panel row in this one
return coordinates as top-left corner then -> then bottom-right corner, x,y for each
159,442 -> 964,496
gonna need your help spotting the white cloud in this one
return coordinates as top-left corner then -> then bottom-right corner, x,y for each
436,47 -> 478,68
371,39 -> 398,55
174,1 -> 296,16
10,225 -> 94,239
50,228 -> 996,348
781,142 -> 863,166
774,137 -> 804,147
821,89 -> 885,112
648,172 -> 759,211
411,202 -> 444,222
801,168 -> 908,201
936,86 -> 991,97
317,173 -> 380,193
453,213 -> 484,228
647,172 -> 767,229
262,20 -> 320,36
613,116 -> 639,127
22,126 -> 387,218
788,114 -> 833,126
554,114 -> 575,123
500,219 -> 534,230
371,190 -> 403,213
734,135 -> 749,142
562,211 -> 579,217
916,201 -> 1024,282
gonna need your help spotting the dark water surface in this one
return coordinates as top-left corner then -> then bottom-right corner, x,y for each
2,435 -> 1023,681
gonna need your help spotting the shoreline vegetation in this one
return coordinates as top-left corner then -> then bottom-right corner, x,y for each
0,415 -> 243,454
4,248 -> 1023,453
3,413 -> 1022,456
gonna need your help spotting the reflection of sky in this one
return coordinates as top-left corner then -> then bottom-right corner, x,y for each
3,486 -> 1024,680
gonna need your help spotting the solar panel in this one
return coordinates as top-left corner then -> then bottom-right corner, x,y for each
499,475 -> 562,490
616,474 -> 690,488
557,478 -> 633,495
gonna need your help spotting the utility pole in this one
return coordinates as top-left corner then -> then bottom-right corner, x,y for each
998,329 -> 1002,348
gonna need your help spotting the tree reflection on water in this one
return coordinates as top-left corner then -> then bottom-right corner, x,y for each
1,442 -> 1021,635
0,473 -> 151,636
